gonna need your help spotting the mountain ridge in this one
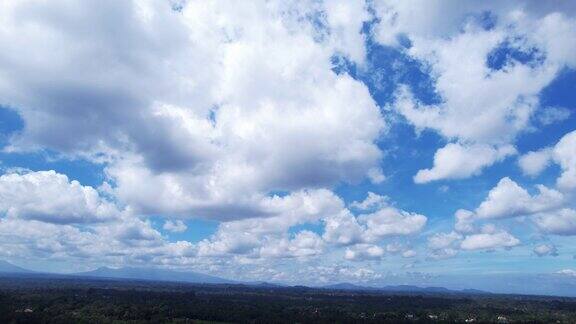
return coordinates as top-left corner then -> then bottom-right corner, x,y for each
321,282 -> 489,294
0,260 -> 35,273
73,266 -> 235,284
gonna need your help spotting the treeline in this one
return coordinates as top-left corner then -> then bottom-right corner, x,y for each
1,277 -> 576,323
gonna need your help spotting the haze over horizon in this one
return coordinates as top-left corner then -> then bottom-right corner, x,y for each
0,0 -> 575,296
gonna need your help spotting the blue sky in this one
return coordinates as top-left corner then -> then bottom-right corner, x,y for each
0,0 -> 575,292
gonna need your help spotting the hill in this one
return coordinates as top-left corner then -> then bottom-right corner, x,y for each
73,266 -> 234,284
0,260 -> 34,274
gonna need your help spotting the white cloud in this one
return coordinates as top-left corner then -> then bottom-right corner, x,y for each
323,0 -> 370,63
428,231 -> 462,250
533,244 -> 558,257
402,249 -> 417,258
518,148 -> 553,177
0,213 -> 196,265
259,231 -> 325,259
0,170 -> 122,224
377,2 -> 576,183
536,106 -> 571,126
427,231 -> 462,259
553,130 -> 576,190
163,220 -> 187,233
359,207 -> 427,242
414,143 -> 516,183
454,209 -> 476,234
467,173 -> 576,238
475,177 -> 564,219
373,1 -> 576,47
322,210 -> 366,246
460,229 -> 520,251
534,209 -> 576,236
518,130 -> 576,186
0,0 -> 385,222
350,192 -> 389,211
0,0 -> 573,278
197,189 -> 344,256
324,197 -> 427,246
303,264 -> 382,284
344,244 -> 385,261
557,269 -> 576,277
367,167 -> 387,184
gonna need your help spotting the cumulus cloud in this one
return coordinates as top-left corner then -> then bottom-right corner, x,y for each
536,106 -> 572,126
324,196 -> 427,246
344,244 -> 385,261
428,232 -> 463,250
533,209 -> 576,236
475,177 -> 564,219
373,1 -> 576,48
163,220 -> 187,233
533,244 -> 558,257
344,242 -> 414,261
518,148 -> 553,177
427,231 -> 462,259
359,207 -> 427,242
518,130 -> 576,188
197,190 -> 427,259
414,143 -> 516,183
0,0 -> 573,279
350,192 -> 389,211
464,174 -> 576,238
322,210 -> 366,246
0,170 -> 122,224
402,250 -> 417,258
378,1 -> 576,182
553,130 -> 576,190
0,0 -> 384,221
454,209 -> 476,234
197,189 -> 344,257
460,227 -> 520,251
558,269 -> 576,277
0,212 -> 194,265
258,231 -> 325,259
367,168 -> 387,184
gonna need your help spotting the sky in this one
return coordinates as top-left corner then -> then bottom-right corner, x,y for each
0,0 -> 575,290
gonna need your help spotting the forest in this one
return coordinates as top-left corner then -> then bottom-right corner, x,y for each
1,276 -> 576,323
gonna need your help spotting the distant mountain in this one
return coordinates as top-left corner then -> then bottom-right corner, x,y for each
0,260 -> 34,274
245,281 -> 285,288
461,288 -> 488,295
383,285 -> 452,293
322,283 -> 375,290
73,266 -> 235,284
321,282 -> 489,294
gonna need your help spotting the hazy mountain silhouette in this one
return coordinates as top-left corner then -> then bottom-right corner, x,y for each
73,266 -> 235,284
321,282 -> 488,294
0,260 -> 34,273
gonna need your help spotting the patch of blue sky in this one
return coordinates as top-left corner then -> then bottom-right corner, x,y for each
0,105 -> 23,145
518,68 -> 576,150
288,222 -> 324,236
0,105 -> 106,187
486,39 -> 545,71
149,215 -> 219,243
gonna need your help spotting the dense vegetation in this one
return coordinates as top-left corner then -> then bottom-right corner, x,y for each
1,276 -> 576,323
